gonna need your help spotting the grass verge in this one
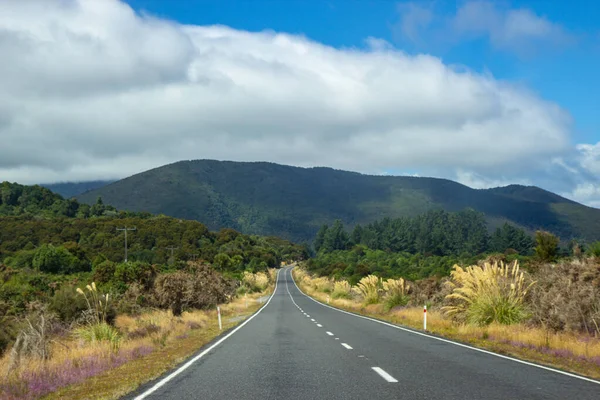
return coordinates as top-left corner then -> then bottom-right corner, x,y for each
1,285 -> 273,400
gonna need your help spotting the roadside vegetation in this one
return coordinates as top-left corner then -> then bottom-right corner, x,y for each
0,269 -> 277,400
294,256 -> 600,379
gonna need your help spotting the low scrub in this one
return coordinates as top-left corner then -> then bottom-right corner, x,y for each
443,260 -> 534,326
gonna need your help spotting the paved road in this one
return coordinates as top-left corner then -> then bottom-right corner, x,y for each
129,267 -> 600,400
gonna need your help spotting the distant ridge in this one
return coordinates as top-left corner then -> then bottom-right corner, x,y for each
41,180 -> 114,199
77,160 -> 600,243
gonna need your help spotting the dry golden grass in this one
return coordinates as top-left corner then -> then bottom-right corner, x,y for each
293,267 -> 600,380
0,279 -> 276,400
443,260 -> 534,326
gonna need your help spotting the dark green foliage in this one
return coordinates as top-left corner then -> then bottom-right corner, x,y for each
490,223 -> 535,255
32,244 -> 88,274
76,160 -> 600,243
49,285 -> 89,323
586,241 -> 600,258
534,231 -> 560,262
319,210 -> 502,257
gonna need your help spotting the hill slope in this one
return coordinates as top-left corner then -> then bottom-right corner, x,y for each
40,180 -> 114,199
77,160 -> 600,243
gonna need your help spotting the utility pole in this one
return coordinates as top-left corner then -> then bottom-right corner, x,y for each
116,227 -> 136,262
165,246 -> 179,258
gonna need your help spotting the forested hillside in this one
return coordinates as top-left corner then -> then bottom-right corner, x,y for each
77,160 -> 600,243
41,180 -> 113,199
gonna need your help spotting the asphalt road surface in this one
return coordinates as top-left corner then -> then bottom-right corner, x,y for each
128,267 -> 600,400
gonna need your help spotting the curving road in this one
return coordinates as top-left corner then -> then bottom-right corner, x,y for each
127,267 -> 600,400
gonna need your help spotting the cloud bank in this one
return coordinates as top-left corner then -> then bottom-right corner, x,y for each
0,0 -> 598,206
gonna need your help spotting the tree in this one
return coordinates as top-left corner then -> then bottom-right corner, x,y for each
314,224 -> 328,253
322,220 -> 349,252
32,244 -> 82,274
534,231 -> 559,262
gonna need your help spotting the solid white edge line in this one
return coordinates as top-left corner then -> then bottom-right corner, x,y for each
133,269 -> 283,400
289,267 -> 600,385
341,343 -> 353,350
372,367 -> 398,383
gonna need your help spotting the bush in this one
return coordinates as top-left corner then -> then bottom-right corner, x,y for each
534,231 -> 559,262
529,258 -> 600,334
49,285 -> 89,323
443,260 -> 534,326
352,275 -> 381,305
32,244 -> 87,274
152,264 -> 235,316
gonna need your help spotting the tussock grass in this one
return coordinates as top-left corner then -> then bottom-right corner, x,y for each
443,261 -> 534,326
293,266 -> 600,380
0,275 -> 277,400
382,278 -> 410,311
352,275 -> 381,305
332,281 -> 351,299
242,271 -> 270,292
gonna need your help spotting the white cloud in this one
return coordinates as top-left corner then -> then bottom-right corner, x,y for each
395,1 -> 573,55
563,184 -> 600,208
0,0 -> 595,207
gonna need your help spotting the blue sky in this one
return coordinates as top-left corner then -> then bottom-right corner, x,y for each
126,0 -> 599,144
1,0 -> 599,206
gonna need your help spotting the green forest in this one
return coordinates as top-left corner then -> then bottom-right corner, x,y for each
0,182 -> 307,353
307,209 -> 583,284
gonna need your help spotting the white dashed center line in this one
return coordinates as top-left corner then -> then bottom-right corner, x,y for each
326,331 -> 334,336
341,343 -> 353,349
316,324 -> 322,327
372,367 -> 398,383
311,318 -> 315,322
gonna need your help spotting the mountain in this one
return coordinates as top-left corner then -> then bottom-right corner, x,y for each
40,180 -> 114,199
77,160 -> 600,243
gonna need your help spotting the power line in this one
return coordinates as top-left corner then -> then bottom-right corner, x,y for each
116,227 -> 136,262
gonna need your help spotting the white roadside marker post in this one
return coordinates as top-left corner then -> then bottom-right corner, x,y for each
217,306 -> 222,330
327,295 -> 330,304
423,305 -> 427,331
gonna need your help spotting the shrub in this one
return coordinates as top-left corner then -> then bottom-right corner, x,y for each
534,231 -> 559,262
153,265 -> 235,315
332,281 -> 351,299
382,278 -> 410,311
49,285 -> 89,323
352,275 -> 381,305
529,258 -> 600,334
443,260 -> 534,326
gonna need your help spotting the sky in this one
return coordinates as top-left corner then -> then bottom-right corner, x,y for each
0,0 -> 599,206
